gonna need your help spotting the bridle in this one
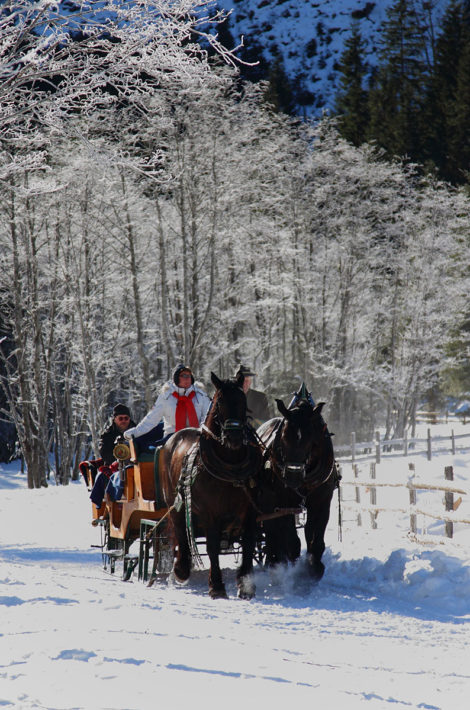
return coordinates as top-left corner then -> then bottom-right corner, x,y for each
196,385 -> 261,484
201,387 -> 250,447
266,416 -> 335,489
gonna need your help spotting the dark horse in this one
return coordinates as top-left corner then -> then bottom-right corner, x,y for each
257,385 -> 338,580
160,372 -> 263,599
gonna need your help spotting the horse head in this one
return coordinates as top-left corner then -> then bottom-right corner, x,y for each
273,397 -> 333,489
208,371 -> 248,450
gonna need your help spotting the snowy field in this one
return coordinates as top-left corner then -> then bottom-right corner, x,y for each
1,423 -> 469,710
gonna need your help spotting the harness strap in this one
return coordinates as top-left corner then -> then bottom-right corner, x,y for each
335,461 -> 343,542
146,505 -> 175,587
180,442 -> 204,570
256,507 -> 303,523
201,423 -> 219,442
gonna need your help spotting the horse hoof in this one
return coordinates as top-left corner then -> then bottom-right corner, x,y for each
209,586 -> 228,600
170,566 -> 190,586
307,555 -> 325,581
237,576 -> 255,600
237,587 -> 255,600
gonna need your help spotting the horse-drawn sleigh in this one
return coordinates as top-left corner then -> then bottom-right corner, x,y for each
81,375 -> 340,598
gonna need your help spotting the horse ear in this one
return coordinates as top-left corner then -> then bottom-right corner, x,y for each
211,372 -> 223,390
276,398 -> 290,418
313,402 -> 325,415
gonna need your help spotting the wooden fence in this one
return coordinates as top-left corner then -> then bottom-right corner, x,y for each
338,463 -> 470,540
335,428 -> 470,464
414,410 -> 469,424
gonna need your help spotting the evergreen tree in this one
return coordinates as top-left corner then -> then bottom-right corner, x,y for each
367,0 -> 429,161
238,37 -> 271,85
263,52 -> 296,115
424,0 -> 470,182
334,23 -> 369,146
446,6 -> 470,182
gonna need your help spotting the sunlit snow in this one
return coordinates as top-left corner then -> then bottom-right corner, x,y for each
0,421 -> 469,709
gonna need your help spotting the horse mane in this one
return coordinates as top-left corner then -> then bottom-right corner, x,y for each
204,386 -> 221,432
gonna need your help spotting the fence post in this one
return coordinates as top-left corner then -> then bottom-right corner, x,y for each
427,428 -> 432,461
451,429 -> 455,456
351,431 -> 356,465
369,462 -> 377,529
444,465 -> 454,538
408,463 -> 417,535
375,431 -> 381,464
404,430 -> 408,456
354,463 -> 362,527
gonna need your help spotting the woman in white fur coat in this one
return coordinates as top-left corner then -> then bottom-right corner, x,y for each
124,364 -> 211,443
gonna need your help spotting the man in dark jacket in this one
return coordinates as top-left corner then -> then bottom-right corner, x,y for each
89,404 -> 136,508
235,364 -> 272,427
99,403 -> 136,465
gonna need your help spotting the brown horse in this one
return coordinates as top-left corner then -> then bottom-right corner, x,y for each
256,385 -> 338,580
160,372 -> 263,599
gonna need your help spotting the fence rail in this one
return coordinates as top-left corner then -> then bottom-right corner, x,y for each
335,428 -> 470,464
338,462 -> 470,540
414,410 -> 469,424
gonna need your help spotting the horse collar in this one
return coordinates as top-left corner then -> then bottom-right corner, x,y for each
199,432 -> 261,485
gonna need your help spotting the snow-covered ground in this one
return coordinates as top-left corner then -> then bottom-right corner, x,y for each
1,423 -> 469,710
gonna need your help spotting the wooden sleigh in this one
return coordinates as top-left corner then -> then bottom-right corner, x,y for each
82,432 -> 173,581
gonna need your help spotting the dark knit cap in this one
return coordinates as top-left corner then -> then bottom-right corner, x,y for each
173,364 -> 194,385
113,403 -> 130,417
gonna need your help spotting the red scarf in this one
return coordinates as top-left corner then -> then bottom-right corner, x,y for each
172,390 -> 199,430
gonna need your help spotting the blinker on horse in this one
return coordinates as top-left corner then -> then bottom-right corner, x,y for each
257,384 -> 338,580
160,372 -> 263,599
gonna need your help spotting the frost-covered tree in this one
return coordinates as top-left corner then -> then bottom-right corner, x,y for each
0,0 -> 235,481
3,3 -> 470,479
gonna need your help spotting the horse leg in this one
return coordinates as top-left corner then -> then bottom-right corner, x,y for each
237,515 -> 256,600
263,517 -> 288,566
285,514 -> 301,563
206,527 -> 227,599
263,514 -> 300,568
171,509 -> 191,584
304,488 -> 333,581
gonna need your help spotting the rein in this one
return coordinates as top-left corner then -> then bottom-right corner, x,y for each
201,423 -> 218,442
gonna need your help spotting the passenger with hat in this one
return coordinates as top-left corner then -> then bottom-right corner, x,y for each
235,364 -> 272,427
99,403 -> 136,465
88,403 -> 136,508
124,364 -> 211,444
